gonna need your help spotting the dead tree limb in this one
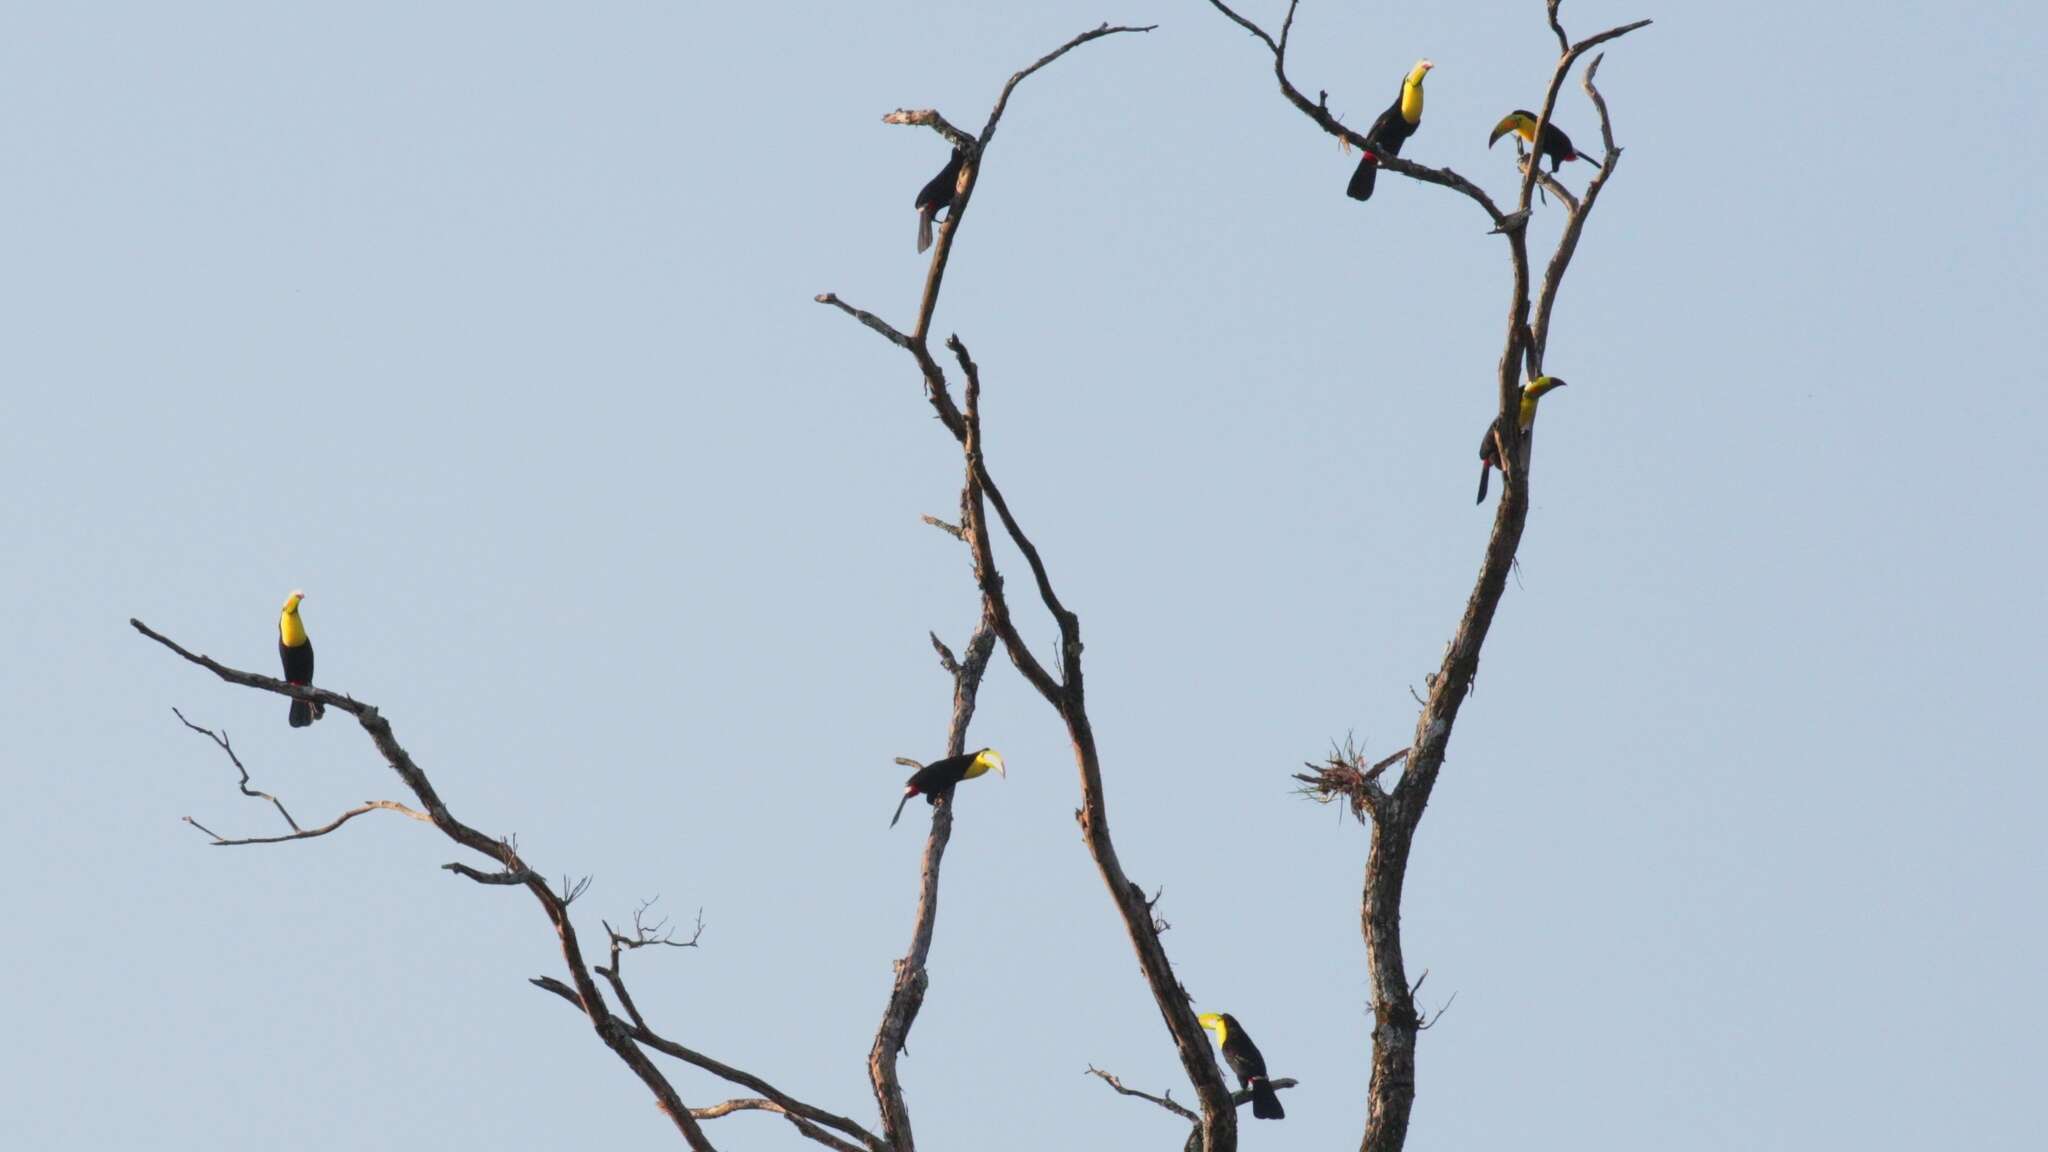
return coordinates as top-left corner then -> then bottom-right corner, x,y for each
135,617 -> 881,1152
1199,4 -> 1650,1151
1088,1065 -> 1301,1151
867,598 -> 998,1151
819,18 -> 1242,1151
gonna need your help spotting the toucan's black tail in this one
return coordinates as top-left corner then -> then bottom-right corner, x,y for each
1250,1078 -> 1284,1120
916,208 -> 935,254
289,699 -> 313,728
889,789 -> 916,828
1346,156 -> 1378,201
1476,461 -> 1492,504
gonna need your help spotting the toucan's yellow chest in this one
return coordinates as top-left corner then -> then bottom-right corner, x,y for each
1517,391 -> 1541,431
280,611 -> 307,648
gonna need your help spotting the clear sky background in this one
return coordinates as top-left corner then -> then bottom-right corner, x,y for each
4,1 -> 2043,1148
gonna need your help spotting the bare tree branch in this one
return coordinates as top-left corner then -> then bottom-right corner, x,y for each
815,293 -> 912,351
1088,1065 -> 1199,1121
868,600 -> 998,1152
1530,52 -> 1625,364
1199,5 -> 1651,1150
192,798 -> 430,846
171,708 -> 299,831
137,619 -> 720,1151
836,23 -> 1156,353
690,1099 -> 868,1152
1201,0 -> 1509,228
822,22 -> 1238,1148
946,329 -> 1240,1152
623,1015 -> 882,1149
1511,19 -> 1652,221
1089,1065 -> 1302,1138
879,108 -> 976,151
1547,0 -> 1572,54
522,969 -> 881,1151
979,23 -> 1157,149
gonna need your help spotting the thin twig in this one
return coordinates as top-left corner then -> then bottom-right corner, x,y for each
689,1099 -> 867,1152
1087,1066 -> 1200,1121
879,108 -> 976,150
195,799 -> 430,846
824,25 -> 1238,1146
1200,0 -> 1509,227
138,620 -> 720,1150
172,708 -> 299,831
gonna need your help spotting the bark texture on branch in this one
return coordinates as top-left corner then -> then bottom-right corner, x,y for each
1198,4 -> 1650,1150
821,20 -> 1240,1149
867,602 -> 998,1152
137,618 -> 883,1152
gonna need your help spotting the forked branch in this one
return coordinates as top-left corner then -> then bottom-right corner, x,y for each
821,20 -> 1239,1150
1199,4 -> 1649,1151
137,618 -> 878,1152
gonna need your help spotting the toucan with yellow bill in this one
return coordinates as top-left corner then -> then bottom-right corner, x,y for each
890,748 -> 1005,826
1477,375 -> 1569,503
1347,59 -> 1433,201
277,590 -> 325,728
1197,1012 -> 1284,1120
1487,110 -> 1600,173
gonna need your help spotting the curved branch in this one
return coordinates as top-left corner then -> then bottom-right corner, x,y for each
1088,1065 -> 1200,1121
949,347 -> 1239,1150
880,108 -> 976,151
1513,17 -> 1652,214
1202,7 -> 1652,1151
172,708 -> 300,831
194,799 -> 430,846
136,620 -> 720,1151
690,1099 -> 867,1152
868,601 -> 999,1152
878,23 -> 1155,349
1530,53 -> 1624,364
1090,1065 -> 1302,1126
979,24 -> 1157,148
624,1020 -> 881,1150
823,24 -> 1236,1148
1201,0 -> 1507,227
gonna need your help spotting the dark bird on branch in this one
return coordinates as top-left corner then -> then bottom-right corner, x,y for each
1198,1012 -> 1284,1119
890,748 -> 1006,827
1477,375 -> 1569,504
914,147 -> 967,254
277,590 -> 324,728
1488,110 -> 1600,173
1347,59 -> 1433,201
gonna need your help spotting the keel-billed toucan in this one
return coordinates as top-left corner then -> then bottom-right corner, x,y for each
1346,59 -> 1433,201
890,748 -> 1005,827
277,590 -> 325,728
1476,375 -> 1569,504
1487,110 -> 1599,173
1197,1012 -> 1284,1120
914,147 -> 966,254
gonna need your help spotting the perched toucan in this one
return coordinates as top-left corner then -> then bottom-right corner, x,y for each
277,590 -> 325,728
1487,110 -> 1600,173
1476,375 -> 1569,503
1347,59 -> 1433,201
1197,1013 -> 1284,1120
914,147 -> 966,254
890,748 -> 1005,826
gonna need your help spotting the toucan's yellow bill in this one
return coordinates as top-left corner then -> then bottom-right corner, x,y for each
1488,113 -> 1537,148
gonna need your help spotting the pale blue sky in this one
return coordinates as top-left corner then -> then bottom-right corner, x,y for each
4,1 -> 2043,1148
